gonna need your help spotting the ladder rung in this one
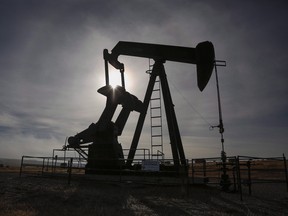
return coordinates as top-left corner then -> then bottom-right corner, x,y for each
151,107 -> 161,109
152,135 -> 162,137
152,144 -> 162,147
153,89 -> 160,91
151,116 -> 161,118
151,125 -> 162,128
150,98 -> 160,100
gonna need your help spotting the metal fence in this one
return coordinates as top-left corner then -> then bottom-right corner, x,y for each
19,155 -> 186,185
19,154 -> 288,200
190,155 -> 288,200
19,155 -> 85,176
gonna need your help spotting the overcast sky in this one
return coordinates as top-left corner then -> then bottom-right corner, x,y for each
1,0 -> 287,160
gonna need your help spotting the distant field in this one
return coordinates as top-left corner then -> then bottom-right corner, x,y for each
0,158 -> 21,167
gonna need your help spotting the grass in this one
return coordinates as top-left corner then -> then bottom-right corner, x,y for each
1,160 -> 288,216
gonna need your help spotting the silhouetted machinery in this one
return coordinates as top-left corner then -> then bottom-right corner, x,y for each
67,41 -> 215,173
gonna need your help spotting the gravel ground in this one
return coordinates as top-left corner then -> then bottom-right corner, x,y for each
0,172 -> 288,216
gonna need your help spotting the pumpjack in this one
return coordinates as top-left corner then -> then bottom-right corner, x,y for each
67,41 -> 215,173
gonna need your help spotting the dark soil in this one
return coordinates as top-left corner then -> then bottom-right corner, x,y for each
0,172 -> 287,216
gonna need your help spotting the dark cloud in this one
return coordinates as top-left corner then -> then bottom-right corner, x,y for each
0,1 -> 287,159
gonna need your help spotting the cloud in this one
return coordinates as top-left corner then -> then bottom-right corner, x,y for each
0,133 -> 60,159
0,1 -> 287,160
0,112 -> 21,128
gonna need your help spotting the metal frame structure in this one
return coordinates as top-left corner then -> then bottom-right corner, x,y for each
67,41 -> 215,172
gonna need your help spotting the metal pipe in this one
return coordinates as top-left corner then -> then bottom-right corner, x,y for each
120,71 -> 125,89
104,49 -> 110,86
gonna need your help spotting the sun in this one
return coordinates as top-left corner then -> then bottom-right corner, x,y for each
108,69 -> 133,90
109,70 -> 121,88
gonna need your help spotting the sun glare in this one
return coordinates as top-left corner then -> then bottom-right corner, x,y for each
108,69 -> 133,90
109,70 -> 121,88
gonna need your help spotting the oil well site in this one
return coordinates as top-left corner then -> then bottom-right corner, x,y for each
1,41 -> 288,215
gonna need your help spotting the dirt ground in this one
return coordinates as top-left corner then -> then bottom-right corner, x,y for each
0,171 -> 288,216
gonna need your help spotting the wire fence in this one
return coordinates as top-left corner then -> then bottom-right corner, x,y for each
190,155 -> 288,200
19,154 -> 288,200
19,155 -> 185,184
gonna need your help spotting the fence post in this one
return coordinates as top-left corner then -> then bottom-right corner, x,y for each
68,158 -> 73,185
191,159 -> 194,184
46,158 -> 49,172
19,156 -> 24,177
247,160 -> 252,195
53,155 -> 58,174
232,157 -> 237,192
185,160 -> 190,196
236,156 -> 243,201
203,159 -> 206,183
41,158 -> 45,175
283,154 -> 288,192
